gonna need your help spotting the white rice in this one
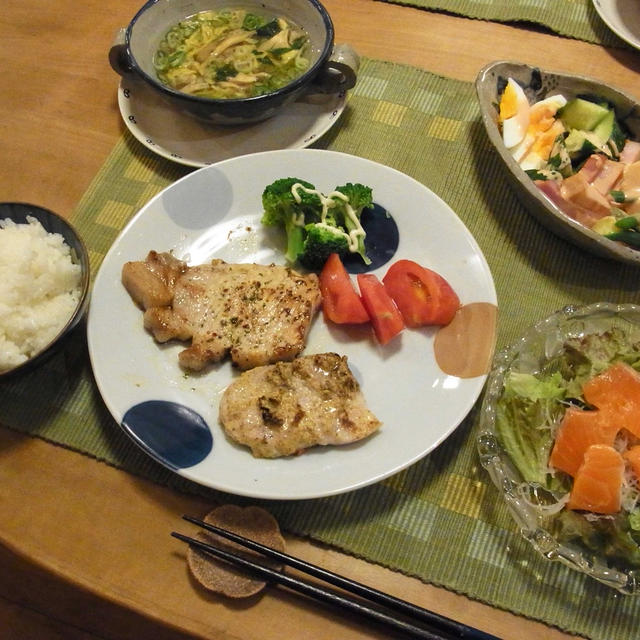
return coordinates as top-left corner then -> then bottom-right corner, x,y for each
0,216 -> 82,371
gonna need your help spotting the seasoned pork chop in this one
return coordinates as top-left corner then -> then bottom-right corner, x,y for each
219,353 -> 381,458
122,251 -> 321,371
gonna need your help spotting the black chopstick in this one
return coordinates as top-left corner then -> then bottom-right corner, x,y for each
172,530 -> 441,639
173,515 -> 499,640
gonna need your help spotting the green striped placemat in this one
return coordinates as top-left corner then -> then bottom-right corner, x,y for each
3,58 -> 640,639
377,0 -> 629,47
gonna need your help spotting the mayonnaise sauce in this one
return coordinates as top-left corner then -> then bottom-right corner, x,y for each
291,183 -> 366,253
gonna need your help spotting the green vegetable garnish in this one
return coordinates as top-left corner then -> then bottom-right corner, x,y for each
242,13 -> 263,30
525,169 -> 548,181
256,19 -> 280,37
606,230 -> 640,247
615,216 -> 639,231
496,371 -> 566,488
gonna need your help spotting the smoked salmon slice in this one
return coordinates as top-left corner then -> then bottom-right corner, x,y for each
549,407 -> 618,476
582,361 -> 640,439
567,444 -> 625,514
549,362 -> 640,477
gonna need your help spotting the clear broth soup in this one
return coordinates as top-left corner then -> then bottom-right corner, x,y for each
153,9 -> 311,99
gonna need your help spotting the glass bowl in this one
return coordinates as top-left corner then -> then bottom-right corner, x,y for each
478,302 -> 640,594
0,203 -> 91,380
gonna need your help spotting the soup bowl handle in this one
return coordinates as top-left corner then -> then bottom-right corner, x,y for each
309,44 -> 360,95
109,28 -> 133,75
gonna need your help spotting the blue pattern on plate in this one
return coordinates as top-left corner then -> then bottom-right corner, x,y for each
342,204 -> 399,273
121,400 -> 213,469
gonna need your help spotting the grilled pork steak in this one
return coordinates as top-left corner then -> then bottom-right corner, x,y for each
122,251 -> 321,371
219,353 -> 381,458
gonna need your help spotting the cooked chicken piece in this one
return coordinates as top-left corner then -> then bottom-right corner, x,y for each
122,252 -> 321,371
122,250 -> 187,310
219,353 -> 381,458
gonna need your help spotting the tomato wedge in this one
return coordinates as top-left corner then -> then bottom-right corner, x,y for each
356,273 -> 405,344
319,253 -> 369,324
382,259 -> 460,327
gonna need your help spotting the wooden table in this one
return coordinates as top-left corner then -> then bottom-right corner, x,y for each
2,1 -> 639,638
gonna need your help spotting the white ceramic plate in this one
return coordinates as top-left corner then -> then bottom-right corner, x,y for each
87,149 -> 497,500
118,76 -> 347,168
593,0 -> 640,49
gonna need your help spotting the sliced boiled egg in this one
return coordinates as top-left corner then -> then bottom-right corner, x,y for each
529,94 -> 567,118
499,78 -> 530,149
520,120 -> 566,170
500,87 -> 568,169
510,132 -> 535,163
528,94 -> 567,133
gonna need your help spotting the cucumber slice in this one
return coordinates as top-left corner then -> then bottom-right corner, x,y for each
559,98 -> 610,131
593,110 -> 626,157
564,128 -> 610,160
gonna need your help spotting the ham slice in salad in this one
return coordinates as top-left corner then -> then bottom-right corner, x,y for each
535,140 -> 640,229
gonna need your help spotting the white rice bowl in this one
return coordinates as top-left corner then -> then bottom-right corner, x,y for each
0,216 -> 82,371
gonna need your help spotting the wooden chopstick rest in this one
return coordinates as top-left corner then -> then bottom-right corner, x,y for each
185,504 -> 285,598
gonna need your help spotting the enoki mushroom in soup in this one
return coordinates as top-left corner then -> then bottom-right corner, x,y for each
153,9 -> 310,99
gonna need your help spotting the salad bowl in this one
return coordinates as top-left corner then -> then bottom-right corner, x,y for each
478,302 -> 640,594
476,60 -> 640,267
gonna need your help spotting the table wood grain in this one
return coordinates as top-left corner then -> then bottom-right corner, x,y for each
2,1 -> 639,638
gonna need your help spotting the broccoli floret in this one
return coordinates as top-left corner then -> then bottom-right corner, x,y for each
261,178 -> 322,263
335,183 -> 373,212
298,224 -> 350,271
260,178 -> 375,270
332,183 -> 373,265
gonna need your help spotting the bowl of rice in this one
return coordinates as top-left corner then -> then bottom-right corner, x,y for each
0,203 -> 90,379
